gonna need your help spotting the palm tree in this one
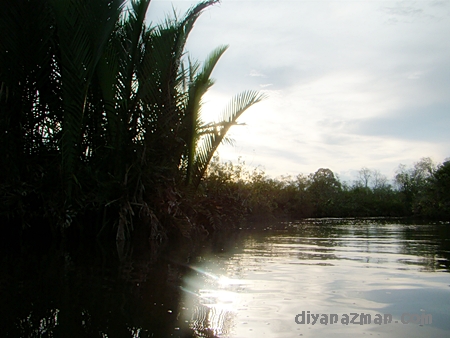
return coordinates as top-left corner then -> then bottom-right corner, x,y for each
180,46 -> 266,189
1,0 -> 265,240
1,0 -> 127,229
101,0 -> 224,239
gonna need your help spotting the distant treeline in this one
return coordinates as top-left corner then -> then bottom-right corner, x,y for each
1,1 -> 448,245
197,156 -> 450,227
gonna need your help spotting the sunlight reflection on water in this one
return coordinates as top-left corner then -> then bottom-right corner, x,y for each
180,221 -> 450,337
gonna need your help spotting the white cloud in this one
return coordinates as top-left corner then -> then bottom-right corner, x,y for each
248,70 -> 265,77
149,0 -> 450,181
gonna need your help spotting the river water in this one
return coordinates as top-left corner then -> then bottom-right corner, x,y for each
1,219 -> 450,337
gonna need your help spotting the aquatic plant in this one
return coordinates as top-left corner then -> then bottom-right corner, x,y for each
0,0 -> 264,241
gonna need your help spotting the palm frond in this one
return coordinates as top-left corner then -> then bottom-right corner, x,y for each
190,90 -> 266,188
219,90 -> 266,124
183,45 -> 228,185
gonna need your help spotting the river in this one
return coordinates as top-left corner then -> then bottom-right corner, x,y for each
1,219 -> 450,337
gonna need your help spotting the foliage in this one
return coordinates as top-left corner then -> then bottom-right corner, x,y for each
1,1 -> 447,246
0,0 -> 264,242
419,160 -> 450,219
199,156 -> 449,223
306,168 -> 341,216
395,157 -> 436,215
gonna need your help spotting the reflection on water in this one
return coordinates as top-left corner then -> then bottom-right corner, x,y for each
1,219 -> 450,337
181,220 -> 450,338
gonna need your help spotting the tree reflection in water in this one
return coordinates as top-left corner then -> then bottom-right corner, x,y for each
0,237 -> 202,337
1,220 -> 450,337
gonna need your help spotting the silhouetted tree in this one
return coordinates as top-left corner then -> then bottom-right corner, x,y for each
307,168 -> 341,216
395,157 -> 436,215
0,0 -> 264,241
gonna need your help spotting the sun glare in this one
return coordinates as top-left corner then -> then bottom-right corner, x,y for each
179,262 -> 251,337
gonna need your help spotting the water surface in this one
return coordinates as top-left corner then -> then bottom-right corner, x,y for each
1,219 -> 450,337
181,220 -> 450,337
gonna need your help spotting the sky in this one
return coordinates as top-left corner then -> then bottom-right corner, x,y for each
146,0 -> 450,183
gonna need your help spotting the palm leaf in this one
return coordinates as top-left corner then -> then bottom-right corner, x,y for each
191,90 -> 266,188
183,45 -> 229,185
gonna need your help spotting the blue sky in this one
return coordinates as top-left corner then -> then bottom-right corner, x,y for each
147,0 -> 450,182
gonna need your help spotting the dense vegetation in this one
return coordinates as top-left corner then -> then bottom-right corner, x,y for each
199,156 -> 450,225
0,0 -> 264,242
1,1 -> 448,246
